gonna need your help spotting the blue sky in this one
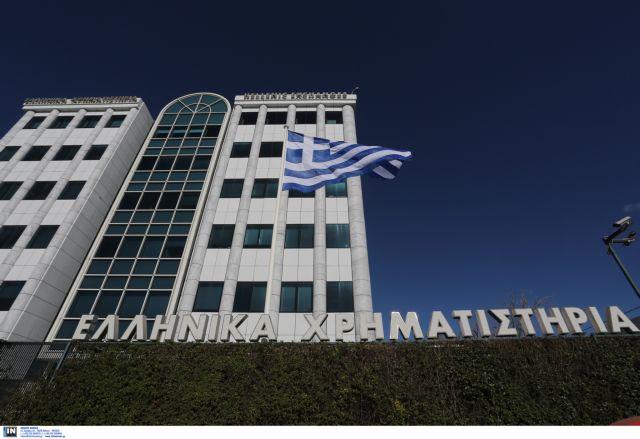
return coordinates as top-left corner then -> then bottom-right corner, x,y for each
2,1 -> 640,320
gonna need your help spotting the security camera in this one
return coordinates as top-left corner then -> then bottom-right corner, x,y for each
613,216 -> 632,228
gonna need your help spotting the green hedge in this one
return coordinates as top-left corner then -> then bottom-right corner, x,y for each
2,337 -> 640,425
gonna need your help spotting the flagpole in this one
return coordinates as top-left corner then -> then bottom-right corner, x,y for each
264,124 -> 290,317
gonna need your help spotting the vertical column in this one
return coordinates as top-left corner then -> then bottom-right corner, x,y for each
218,105 -> 268,314
313,104 -> 327,315
0,109 -> 86,226
267,104 -> 296,322
178,104 -> 243,312
0,110 -> 34,149
342,104 -> 373,339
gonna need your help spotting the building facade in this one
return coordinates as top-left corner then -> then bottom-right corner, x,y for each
0,97 -> 153,342
0,91 -> 374,343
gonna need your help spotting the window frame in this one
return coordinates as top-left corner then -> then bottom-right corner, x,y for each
243,225 -> 273,248
280,282 -> 313,313
26,225 -> 59,249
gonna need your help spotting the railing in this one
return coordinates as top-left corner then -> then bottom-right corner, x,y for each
0,342 -> 71,411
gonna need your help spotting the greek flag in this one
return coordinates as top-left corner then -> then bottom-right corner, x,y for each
282,130 -> 412,192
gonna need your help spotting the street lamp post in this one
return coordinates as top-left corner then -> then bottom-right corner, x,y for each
603,216 -> 640,300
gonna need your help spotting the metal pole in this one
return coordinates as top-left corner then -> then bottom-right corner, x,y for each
607,243 -> 640,300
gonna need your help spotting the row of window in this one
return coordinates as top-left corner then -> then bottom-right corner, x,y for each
238,111 -> 343,126
0,144 -> 106,162
152,125 -> 220,139
1,278 -> 354,314
0,225 -> 58,249
194,281 -> 354,313
230,141 -> 283,158
22,114 -> 125,130
220,179 -> 347,198
207,223 -> 350,249
0,180 -> 85,201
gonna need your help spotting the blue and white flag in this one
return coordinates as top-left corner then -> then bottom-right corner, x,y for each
282,130 -> 412,193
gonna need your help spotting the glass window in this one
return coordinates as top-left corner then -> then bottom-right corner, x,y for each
233,282 -> 266,313
87,260 -> 110,274
127,224 -> 147,235
118,236 -> 143,257
326,181 -> 347,197
172,211 -> 192,223
128,276 -> 151,289
251,179 -> 278,198
0,281 -> 26,311
106,115 -> 126,128
157,260 -> 179,275
93,291 -> 121,317
178,192 -> 199,209
56,320 -> 79,339
325,112 -> 343,124
133,260 -> 156,274
24,181 -> 55,200
156,156 -> 175,170
112,211 -> 133,223
230,142 -> 251,158
138,192 -> 161,209
151,277 -> 174,289
118,291 -> 145,317
0,182 -> 22,200
104,276 -> 127,289
67,290 -> 98,317
0,146 -> 19,161
0,226 -> 26,249
173,156 -> 193,169
326,224 -> 350,248
239,112 -> 258,125
153,127 -> 171,138
153,211 -> 173,223
53,145 -> 80,161
77,115 -> 100,129
170,126 -> 188,138
280,282 -> 313,313
26,225 -> 58,249
193,282 -> 223,312
22,145 -> 50,161
285,224 -> 314,248
137,156 -> 157,171
84,145 -> 107,160
49,116 -> 72,129
158,192 -> 180,209
288,189 -> 315,198
265,112 -> 288,125
326,282 -> 354,312
187,125 -> 204,137
295,112 -> 316,124
95,236 -> 122,257
149,224 -> 169,234
118,193 -> 141,210
204,125 -> 220,137
259,142 -> 283,158
192,155 -> 211,170
162,236 -> 186,258
23,116 -> 45,129
220,179 -> 243,198
208,225 -> 234,248
132,211 -> 153,223
80,276 -> 104,289
244,225 -> 272,248
144,292 -> 170,317
58,181 -> 85,200
111,259 -> 134,274
140,236 -> 164,258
